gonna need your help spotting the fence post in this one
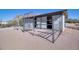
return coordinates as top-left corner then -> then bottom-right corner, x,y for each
62,15 -> 65,31
52,16 -> 54,43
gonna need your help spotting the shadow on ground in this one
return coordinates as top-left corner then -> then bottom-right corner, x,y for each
27,30 -> 62,43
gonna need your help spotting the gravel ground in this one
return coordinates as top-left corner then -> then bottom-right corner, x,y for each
0,24 -> 79,50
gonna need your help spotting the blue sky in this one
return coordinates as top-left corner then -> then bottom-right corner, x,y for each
0,9 -> 79,21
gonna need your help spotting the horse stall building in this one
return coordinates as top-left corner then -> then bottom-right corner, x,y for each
23,10 -> 67,43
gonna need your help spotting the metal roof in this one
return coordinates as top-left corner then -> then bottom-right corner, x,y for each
24,9 -> 67,19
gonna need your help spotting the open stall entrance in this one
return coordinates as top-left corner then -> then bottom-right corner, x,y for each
47,16 -> 52,29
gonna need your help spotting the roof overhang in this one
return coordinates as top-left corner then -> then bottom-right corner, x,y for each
23,9 -> 67,19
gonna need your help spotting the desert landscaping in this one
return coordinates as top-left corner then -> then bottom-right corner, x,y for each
0,23 -> 79,50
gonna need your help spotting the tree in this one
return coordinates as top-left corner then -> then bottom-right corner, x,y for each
7,20 -> 17,27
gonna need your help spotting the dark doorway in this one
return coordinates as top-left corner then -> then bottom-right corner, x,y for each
34,17 -> 37,28
47,16 -> 52,29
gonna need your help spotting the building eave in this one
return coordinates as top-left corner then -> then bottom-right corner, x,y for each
23,9 -> 67,19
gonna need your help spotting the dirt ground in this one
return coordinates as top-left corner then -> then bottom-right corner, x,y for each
0,24 -> 79,50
